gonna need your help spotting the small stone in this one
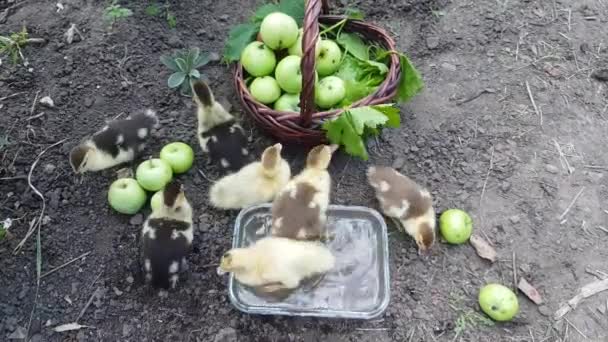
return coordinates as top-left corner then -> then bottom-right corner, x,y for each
122,324 -> 134,337
500,181 -> 511,192
426,36 -> 439,49
196,29 -> 206,36
126,275 -> 134,284
441,62 -> 457,71
129,214 -> 143,226
392,157 -> 406,170
167,35 -> 182,48
39,96 -> 55,107
569,242 -> 577,250
113,286 -> 123,296
214,327 -> 237,342
592,69 -> 608,82
410,146 -> 419,153
545,164 -> 559,174
208,52 -> 220,62
538,305 -> 552,317
84,98 -> 94,107
219,15 -> 229,22
42,215 -> 51,225
509,215 -> 520,224
43,163 -> 56,174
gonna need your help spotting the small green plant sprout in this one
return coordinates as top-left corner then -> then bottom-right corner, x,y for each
103,0 -> 133,28
145,1 -> 177,28
0,27 -> 45,65
160,47 -> 210,96
0,218 -> 12,241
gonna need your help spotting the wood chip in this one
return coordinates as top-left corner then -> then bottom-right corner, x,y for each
518,277 -> 543,304
469,234 -> 497,262
53,322 -> 92,332
554,278 -> 608,320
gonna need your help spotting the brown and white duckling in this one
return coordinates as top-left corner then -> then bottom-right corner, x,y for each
209,143 -> 291,210
69,109 -> 159,173
217,236 -> 335,291
367,166 -> 436,255
270,144 -> 338,240
141,180 -> 193,289
192,80 -> 251,173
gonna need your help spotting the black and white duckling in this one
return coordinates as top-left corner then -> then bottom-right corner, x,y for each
270,144 -> 338,240
69,109 -> 159,173
192,80 -> 251,173
141,180 -> 193,289
217,236 -> 335,291
209,143 -> 291,209
367,166 -> 436,255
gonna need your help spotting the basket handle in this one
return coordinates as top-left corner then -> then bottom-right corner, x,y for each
299,0 -> 329,127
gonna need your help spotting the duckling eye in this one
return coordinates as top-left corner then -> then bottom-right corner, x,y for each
223,252 -> 231,259
175,206 -> 181,212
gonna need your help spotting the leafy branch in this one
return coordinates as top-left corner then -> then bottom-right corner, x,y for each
160,47 -> 210,96
0,27 -> 45,65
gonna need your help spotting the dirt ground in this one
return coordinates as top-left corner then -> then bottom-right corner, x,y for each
1,0 -> 607,341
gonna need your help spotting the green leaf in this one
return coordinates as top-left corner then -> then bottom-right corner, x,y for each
370,104 -> 400,127
194,53 -> 210,68
175,58 -> 187,72
334,55 -> 383,105
180,78 -> 193,95
190,69 -> 200,78
345,7 -> 365,20
397,54 -> 424,103
168,72 -> 186,88
278,0 -> 305,26
323,112 -> 369,160
167,12 -> 177,29
160,55 -> 179,71
145,4 -> 160,16
223,23 -> 259,63
337,32 -> 369,60
188,48 -> 200,67
348,106 -> 389,134
253,4 -> 280,23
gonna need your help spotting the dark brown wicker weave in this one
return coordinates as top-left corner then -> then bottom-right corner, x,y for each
234,0 -> 402,145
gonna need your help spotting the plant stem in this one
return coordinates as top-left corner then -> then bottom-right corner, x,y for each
319,18 -> 347,37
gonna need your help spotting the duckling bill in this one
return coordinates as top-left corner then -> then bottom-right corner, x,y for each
69,109 -> 159,173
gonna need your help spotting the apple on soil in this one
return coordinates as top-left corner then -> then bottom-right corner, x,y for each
478,283 -> 519,321
240,41 -> 276,77
160,142 -> 194,174
274,93 -> 300,112
136,158 -> 173,192
315,76 -> 346,109
108,178 -> 147,215
316,39 -> 342,76
288,28 -> 321,58
250,76 -> 282,104
439,208 -> 473,244
260,12 -> 299,50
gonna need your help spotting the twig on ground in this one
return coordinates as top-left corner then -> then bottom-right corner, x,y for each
77,287 -> 101,322
197,169 -> 216,182
525,81 -> 542,125
30,90 -> 40,115
564,318 -> 588,340
558,187 -> 585,220
554,278 -> 608,320
41,251 -> 91,279
455,88 -> 496,105
0,92 -> 26,102
336,157 -> 352,190
553,139 -> 574,174
13,139 -> 67,254
26,111 -> 45,121
584,165 -> 608,171
512,251 -> 517,291
597,226 -> 608,234
479,146 -> 495,207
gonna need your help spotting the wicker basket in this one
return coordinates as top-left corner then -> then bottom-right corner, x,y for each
234,0 -> 402,145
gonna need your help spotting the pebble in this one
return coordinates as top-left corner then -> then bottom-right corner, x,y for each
426,37 -> 439,49
219,15 -> 229,22
43,163 -> 56,174
441,62 -> 457,71
391,157 -> 405,170
129,214 -> 143,226
84,98 -> 94,107
39,96 -> 55,107
509,215 -> 520,224
122,323 -> 134,337
126,275 -> 134,284
208,52 -> 221,62
167,35 -> 182,48
538,305 -> 552,317
500,181 -> 511,192
545,164 -> 559,174
214,327 -> 237,342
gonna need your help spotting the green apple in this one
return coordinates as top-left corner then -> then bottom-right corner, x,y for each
240,41 -> 276,77
107,178 -> 147,215
160,142 -> 194,174
439,209 -> 473,244
274,93 -> 301,112
288,28 -> 321,58
314,76 -> 346,109
250,76 -> 282,104
260,12 -> 299,50
275,55 -> 303,94
479,284 -> 519,321
135,158 -> 173,192
150,190 -> 162,212
316,39 -> 342,76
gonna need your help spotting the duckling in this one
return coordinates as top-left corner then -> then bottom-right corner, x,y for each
217,236 -> 335,290
69,109 -> 159,173
209,143 -> 291,209
270,144 -> 338,240
192,80 -> 251,173
367,166 -> 436,255
141,180 -> 193,289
